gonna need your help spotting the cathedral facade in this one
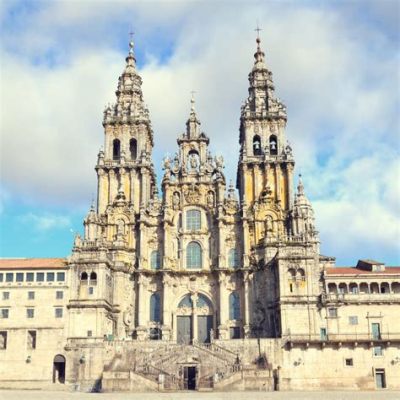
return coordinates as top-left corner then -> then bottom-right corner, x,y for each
0,38 -> 399,392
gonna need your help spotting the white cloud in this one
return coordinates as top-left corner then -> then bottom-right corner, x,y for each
1,1 -> 399,264
18,212 -> 71,231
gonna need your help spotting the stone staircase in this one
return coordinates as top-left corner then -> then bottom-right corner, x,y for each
101,341 -> 269,392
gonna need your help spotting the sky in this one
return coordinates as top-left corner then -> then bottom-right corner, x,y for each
0,0 -> 399,266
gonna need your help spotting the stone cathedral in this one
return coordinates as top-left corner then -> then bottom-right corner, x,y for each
0,37 -> 399,392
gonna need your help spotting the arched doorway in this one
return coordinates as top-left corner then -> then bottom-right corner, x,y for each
53,354 -> 65,383
176,293 -> 214,344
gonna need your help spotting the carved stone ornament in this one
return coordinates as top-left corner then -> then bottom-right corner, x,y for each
183,184 -> 201,204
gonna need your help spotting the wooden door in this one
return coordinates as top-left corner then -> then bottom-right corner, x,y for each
177,316 -> 192,344
197,315 -> 213,343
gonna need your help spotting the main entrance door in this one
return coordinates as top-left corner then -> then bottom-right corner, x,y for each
177,316 -> 192,344
197,315 -> 213,343
183,366 -> 197,390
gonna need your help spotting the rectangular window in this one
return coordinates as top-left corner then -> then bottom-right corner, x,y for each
55,308 -> 63,318
373,346 -> 383,357
26,308 -> 34,318
328,308 -> 338,318
320,328 -> 327,341
0,331 -> 7,349
5,273 -> 13,282
1,309 -> 9,319
2,292 -> 10,300
56,272 -> 65,282
375,369 -> 386,389
16,273 -> 24,282
88,287 -> 94,295
27,330 -> 36,350
87,330 -> 92,337
56,291 -> 63,299
372,323 -> 381,340
28,291 -> 35,300
36,273 -> 44,282
46,272 -> 55,282
345,358 -> 353,366
349,316 -> 358,325
26,273 -> 34,282
186,210 -> 201,231
0,273 -> 3,282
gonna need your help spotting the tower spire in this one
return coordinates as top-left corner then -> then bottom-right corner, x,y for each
186,91 -> 201,138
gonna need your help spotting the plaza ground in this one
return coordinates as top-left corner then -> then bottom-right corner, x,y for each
1,391 -> 400,400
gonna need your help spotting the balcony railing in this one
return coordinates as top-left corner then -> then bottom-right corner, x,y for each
283,332 -> 400,344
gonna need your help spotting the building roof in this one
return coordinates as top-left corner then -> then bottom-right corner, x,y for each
326,267 -> 400,276
0,258 -> 67,270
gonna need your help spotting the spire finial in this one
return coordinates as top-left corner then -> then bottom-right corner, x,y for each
190,90 -> 196,112
297,174 -> 304,194
128,29 -> 135,55
255,22 -> 262,49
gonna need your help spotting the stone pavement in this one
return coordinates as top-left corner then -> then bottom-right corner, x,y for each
1,391 -> 400,400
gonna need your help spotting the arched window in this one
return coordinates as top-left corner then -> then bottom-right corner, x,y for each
113,139 -> 121,160
229,292 -> 240,320
296,269 -> 305,281
228,249 -> 239,269
186,210 -> 201,231
186,242 -> 202,269
150,250 -> 161,270
129,138 -> 137,160
288,269 -> 296,280
178,294 -> 193,308
196,294 -> 212,309
81,272 -> 88,281
269,135 -> 277,155
150,293 -> 161,322
253,135 -> 262,156
90,272 -> 97,281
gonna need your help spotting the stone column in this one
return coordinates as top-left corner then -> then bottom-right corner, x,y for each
108,169 -> 116,204
242,218 -> 250,268
243,271 -> 251,338
136,275 -> 148,340
130,169 -> 136,207
97,168 -> 108,214
140,167 -> 148,207
218,273 -> 229,339
162,274 -> 172,340
191,293 -> 198,343
287,163 -> 294,210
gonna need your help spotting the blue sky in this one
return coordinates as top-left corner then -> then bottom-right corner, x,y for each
0,0 -> 399,265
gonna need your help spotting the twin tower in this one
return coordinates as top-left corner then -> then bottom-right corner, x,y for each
69,37 -> 320,343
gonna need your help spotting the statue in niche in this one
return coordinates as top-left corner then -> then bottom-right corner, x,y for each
265,216 -> 273,233
189,153 -> 199,170
172,192 -> 180,210
117,219 -> 125,236
207,191 -> 214,207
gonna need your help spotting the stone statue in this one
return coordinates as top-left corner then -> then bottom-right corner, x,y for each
74,233 -> 82,248
190,154 -> 198,170
172,192 -> 180,209
207,191 -> 214,207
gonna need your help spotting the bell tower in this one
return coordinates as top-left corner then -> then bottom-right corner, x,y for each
96,40 -> 156,214
237,36 -> 295,252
